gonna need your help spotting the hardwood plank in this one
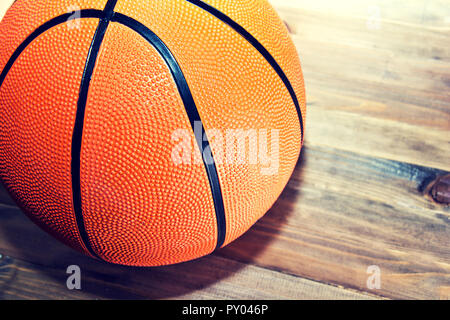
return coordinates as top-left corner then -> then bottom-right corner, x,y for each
217,146 -> 450,300
272,2 -> 450,170
270,0 -> 450,28
305,106 -> 449,172
0,217 -> 375,300
1,145 -> 447,299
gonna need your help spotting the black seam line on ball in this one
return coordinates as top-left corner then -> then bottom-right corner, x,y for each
111,13 -> 227,250
0,10 -> 103,89
185,0 -> 304,143
0,9 -> 103,259
72,0 -> 118,260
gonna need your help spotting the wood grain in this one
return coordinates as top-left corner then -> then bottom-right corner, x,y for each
276,1 -> 450,171
0,204 -> 375,300
0,145 -> 448,299
218,145 -> 450,300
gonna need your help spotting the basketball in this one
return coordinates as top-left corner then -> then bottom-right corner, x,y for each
0,0 -> 305,266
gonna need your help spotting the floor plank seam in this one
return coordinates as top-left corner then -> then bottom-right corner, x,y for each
215,254 -> 387,299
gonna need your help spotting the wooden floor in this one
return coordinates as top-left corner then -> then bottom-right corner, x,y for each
0,0 -> 449,300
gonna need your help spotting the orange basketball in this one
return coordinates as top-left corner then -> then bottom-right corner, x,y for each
0,0 -> 305,266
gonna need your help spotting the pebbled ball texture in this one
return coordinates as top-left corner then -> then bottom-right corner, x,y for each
0,18 -> 100,256
80,23 -> 218,265
0,0 -> 306,266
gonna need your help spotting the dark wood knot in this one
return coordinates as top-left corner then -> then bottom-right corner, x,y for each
431,174 -> 450,205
